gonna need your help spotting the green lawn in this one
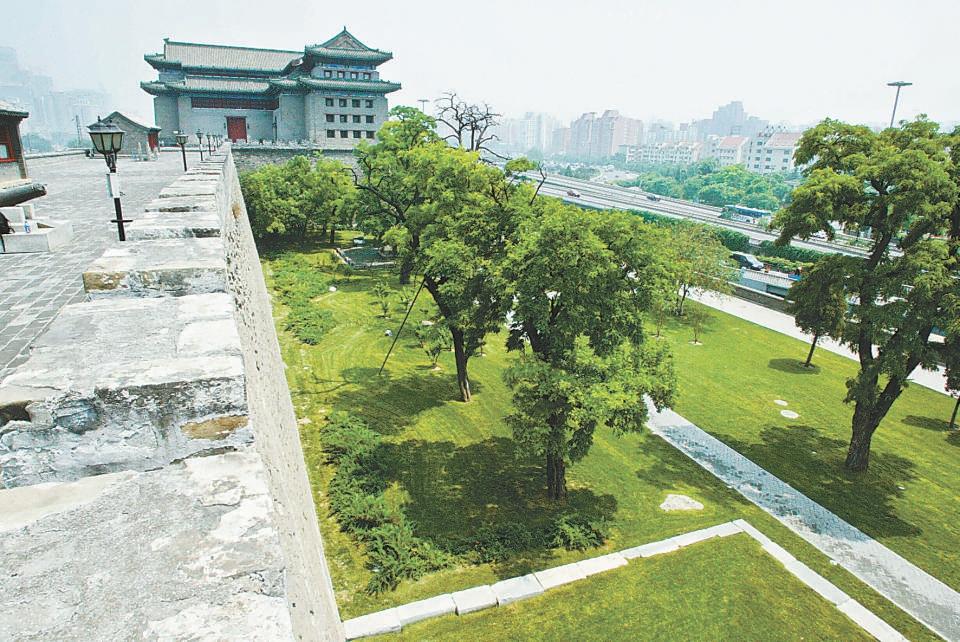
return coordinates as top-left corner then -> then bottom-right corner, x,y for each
660,301 -> 960,592
262,239 -> 950,640
386,534 -> 871,642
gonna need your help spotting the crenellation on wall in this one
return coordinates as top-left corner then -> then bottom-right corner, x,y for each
0,144 -> 343,641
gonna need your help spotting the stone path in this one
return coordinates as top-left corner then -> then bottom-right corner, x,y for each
690,290 -> 949,394
0,153 -> 183,380
648,404 -> 960,641
342,520 -> 905,641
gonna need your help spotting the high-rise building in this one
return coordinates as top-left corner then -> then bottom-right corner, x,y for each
565,110 -> 642,160
142,29 -> 400,146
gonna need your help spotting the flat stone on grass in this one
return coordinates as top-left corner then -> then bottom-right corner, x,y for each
492,574 -> 544,606
396,594 -> 456,626
781,409 -> 800,419
451,585 -> 497,615
343,609 -> 401,640
576,552 -> 627,576
534,561 -> 587,590
774,399 -> 788,406
783,559 -> 850,605
659,493 -> 704,511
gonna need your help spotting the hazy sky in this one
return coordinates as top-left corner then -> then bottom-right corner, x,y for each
7,0 -> 960,128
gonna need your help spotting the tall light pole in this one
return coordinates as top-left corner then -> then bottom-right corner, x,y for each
88,117 -> 130,241
887,81 -> 912,129
417,98 -> 429,114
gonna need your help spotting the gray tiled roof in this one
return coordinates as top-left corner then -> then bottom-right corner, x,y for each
0,100 -> 28,119
157,40 -> 301,72
182,77 -> 273,93
298,78 -> 400,94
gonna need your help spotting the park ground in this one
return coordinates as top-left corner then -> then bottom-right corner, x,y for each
263,236 -> 959,640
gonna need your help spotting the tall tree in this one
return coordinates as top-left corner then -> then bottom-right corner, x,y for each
501,203 -> 675,500
670,223 -> 736,316
789,257 -> 847,367
355,107 -> 525,401
434,91 -> 501,154
774,118 -> 959,471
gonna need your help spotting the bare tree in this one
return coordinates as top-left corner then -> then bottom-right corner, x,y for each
434,91 -> 502,155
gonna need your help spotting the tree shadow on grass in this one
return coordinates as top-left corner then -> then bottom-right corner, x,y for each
948,431 -> 960,447
721,424 -> 921,539
902,415 -> 951,432
768,358 -> 821,375
378,436 -> 618,579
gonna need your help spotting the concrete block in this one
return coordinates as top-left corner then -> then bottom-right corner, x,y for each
82,238 -> 228,298
159,184 -> 218,198
701,521 -> 743,538
622,539 -> 681,559
836,600 -> 908,642
761,539 -> 797,566
492,574 -> 544,606
576,552 -> 628,576
783,559 -> 850,606
534,561 -> 588,590
126,211 -> 222,240
343,609 -> 401,640
396,594 -> 456,626
451,585 -> 497,615
1,221 -> 73,253
144,195 -> 218,213
732,519 -> 774,546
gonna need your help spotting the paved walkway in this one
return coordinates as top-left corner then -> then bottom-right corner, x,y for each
0,152 -> 183,380
691,290 -> 949,395
648,404 -> 960,641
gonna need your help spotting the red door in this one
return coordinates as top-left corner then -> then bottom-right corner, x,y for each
226,117 -> 247,142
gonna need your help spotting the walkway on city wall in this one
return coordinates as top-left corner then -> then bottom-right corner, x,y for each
648,403 -> 960,641
691,290 -> 949,394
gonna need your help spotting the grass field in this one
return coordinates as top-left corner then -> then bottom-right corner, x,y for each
262,238 -> 955,639
385,534 -> 871,642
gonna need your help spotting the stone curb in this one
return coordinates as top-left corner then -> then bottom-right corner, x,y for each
341,519 -> 909,640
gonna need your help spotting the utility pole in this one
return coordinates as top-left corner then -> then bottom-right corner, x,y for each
887,81 -> 912,129
417,98 -> 430,114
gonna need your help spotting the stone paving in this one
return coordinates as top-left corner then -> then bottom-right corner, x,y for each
0,152 -> 184,380
647,404 -> 960,641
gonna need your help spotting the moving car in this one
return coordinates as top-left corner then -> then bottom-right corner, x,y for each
730,252 -> 764,271
646,194 -> 661,202
566,189 -> 581,198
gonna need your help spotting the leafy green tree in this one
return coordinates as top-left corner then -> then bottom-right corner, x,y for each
501,203 -> 675,500
670,223 -> 736,315
789,257 -> 847,367
355,107 -> 527,401
372,280 -> 392,318
416,321 -> 450,368
640,173 -> 682,198
774,117 -> 959,471
687,304 -> 709,344
944,337 -> 960,430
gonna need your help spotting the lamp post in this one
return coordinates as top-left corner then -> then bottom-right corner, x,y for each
175,131 -> 189,171
196,129 -> 204,161
88,117 -> 130,241
206,133 -> 213,155
887,81 -> 912,129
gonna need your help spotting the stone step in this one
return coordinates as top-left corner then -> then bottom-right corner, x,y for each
144,195 -> 218,213
83,238 -> 228,297
126,211 -> 222,240
0,294 -> 249,488
159,183 -> 218,199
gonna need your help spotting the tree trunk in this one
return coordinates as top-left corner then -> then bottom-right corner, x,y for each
449,327 -> 472,402
546,452 -> 567,501
676,286 -> 689,316
329,225 -> 336,245
844,406 -> 878,471
950,396 -> 960,431
804,333 -> 819,367
399,258 -> 413,285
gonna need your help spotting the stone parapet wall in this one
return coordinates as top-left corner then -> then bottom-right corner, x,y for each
0,145 -> 343,641
232,143 -> 356,172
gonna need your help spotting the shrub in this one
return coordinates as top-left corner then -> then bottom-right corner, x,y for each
320,413 -> 380,465
365,522 -> 451,593
757,240 -> 825,264
551,515 -> 610,551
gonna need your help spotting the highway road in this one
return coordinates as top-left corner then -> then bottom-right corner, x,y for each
529,172 -> 871,258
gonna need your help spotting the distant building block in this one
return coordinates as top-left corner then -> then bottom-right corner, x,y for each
396,594 -> 456,626
342,609 -> 401,640
534,561 -> 588,590
491,574 -> 544,606
576,552 -> 628,576
451,585 -> 497,615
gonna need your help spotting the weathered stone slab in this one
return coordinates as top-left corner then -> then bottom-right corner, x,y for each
784,559 -> 851,605
451,585 -> 497,614
126,211 -> 222,240
576,552 -> 628,576
396,594 -> 456,626
82,238 -> 227,297
622,539 -> 681,559
159,183 -> 218,198
0,448 -> 295,642
534,561 -> 587,589
342,609 -> 401,639
660,493 -> 704,511
144,195 -> 218,213
0,294 -> 249,487
761,539 -> 797,565
492,574 -> 544,606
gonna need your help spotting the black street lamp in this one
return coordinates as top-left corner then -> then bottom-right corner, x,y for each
88,117 -> 131,241
206,133 -> 213,155
175,131 -> 189,171
196,129 -> 204,161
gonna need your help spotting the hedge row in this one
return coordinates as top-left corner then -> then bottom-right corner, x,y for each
631,209 -> 751,252
756,240 -> 827,264
271,253 -> 335,344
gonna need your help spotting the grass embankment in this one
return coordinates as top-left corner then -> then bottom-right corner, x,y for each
387,535 -> 871,642
262,237 -> 950,640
